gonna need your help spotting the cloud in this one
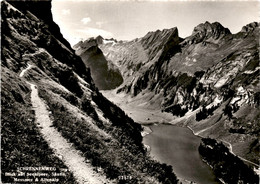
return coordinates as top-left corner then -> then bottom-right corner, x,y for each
96,21 -> 106,28
81,17 -> 91,24
62,9 -> 71,15
76,27 -> 113,38
68,37 -> 83,47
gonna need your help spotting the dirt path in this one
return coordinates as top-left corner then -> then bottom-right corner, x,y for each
19,64 -> 32,77
20,66 -> 111,184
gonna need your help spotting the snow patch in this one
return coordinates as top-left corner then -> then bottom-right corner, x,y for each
254,167 -> 260,176
243,66 -> 260,74
103,39 -> 116,46
175,91 -> 184,104
230,97 -> 241,104
237,86 -> 245,94
206,145 -> 213,149
184,62 -> 193,66
185,56 -> 190,61
214,77 -> 229,88
206,95 -> 222,109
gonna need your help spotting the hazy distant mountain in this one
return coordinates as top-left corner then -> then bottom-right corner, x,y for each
1,1 -> 179,183
78,21 -> 260,165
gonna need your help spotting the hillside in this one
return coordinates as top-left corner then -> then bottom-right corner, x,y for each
1,1 -> 179,183
77,21 -> 260,166
199,138 -> 258,184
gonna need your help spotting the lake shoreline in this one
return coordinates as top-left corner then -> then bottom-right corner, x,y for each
100,90 -> 257,182
143,124 -> 221,184
142,125 -> 196,184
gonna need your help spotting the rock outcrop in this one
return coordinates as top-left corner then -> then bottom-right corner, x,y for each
73,37 -> 123,90
184,21 -> 232,44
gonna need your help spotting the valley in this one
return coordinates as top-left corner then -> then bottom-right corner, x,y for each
101,89 -> 175,124
1,0 -> 259,183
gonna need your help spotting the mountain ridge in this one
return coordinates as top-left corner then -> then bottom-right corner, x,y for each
78,21 -> 260,167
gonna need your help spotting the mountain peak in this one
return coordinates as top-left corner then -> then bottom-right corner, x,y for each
140,27 -> 179,60
189,21 -> 231,43
95,35 -> 104,44
241,22 -> 259,33
144,27 -> 178,38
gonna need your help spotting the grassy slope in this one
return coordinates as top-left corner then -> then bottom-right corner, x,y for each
1,67 -> 76,183
33,65 -> 178,183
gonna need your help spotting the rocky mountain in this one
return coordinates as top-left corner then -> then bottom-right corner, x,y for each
73,37 -> 123,90
78,21 -> 260,166
1,1 -> 180,183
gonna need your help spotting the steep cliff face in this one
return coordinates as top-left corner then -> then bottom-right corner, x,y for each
2,0 -> 89,81
94,21 -> 259,164
6,0 -> 72,51
73,37 -> 123,90
140,27 -> 180,62
1,1 -> 178,183
98,27 -> 180,96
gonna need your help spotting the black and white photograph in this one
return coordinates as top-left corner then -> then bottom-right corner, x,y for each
1,0 -> 259,183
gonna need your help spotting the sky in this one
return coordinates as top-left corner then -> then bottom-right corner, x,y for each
52,0 -> 259,46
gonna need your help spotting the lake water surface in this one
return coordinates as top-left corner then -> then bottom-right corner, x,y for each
143,124 -> 221,184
